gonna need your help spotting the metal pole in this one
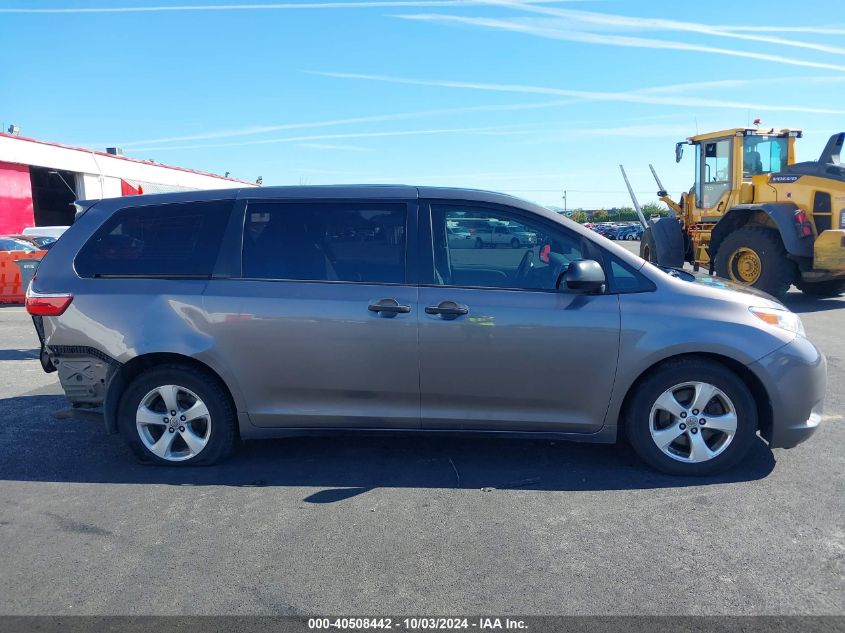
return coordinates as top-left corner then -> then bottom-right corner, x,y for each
619,165 -> 648,229
648,164 -> 668,196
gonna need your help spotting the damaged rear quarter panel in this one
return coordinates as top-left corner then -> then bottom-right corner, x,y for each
42,280 -> 241,408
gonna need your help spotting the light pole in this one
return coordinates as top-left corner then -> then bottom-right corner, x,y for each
562,190 -> 567,214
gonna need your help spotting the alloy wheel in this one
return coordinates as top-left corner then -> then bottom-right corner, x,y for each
648,381 -> 737,463
136,384 -> 212,462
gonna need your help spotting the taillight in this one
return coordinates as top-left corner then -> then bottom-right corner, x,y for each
25,293 -> 73,316
794,209 -> 813,237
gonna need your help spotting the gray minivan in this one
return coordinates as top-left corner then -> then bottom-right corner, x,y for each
27,186 -> 826,475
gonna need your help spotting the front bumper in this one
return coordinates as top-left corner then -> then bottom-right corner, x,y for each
749,335 -> 827,449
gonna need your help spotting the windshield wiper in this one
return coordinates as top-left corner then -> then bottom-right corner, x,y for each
655,264 -> 692,279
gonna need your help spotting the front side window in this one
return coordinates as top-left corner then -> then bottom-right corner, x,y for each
743,136 -> 787,176
430,204 -> 584,290
75,200 -> 233,277
242,201 -> 406,283
698,139 -> 731,208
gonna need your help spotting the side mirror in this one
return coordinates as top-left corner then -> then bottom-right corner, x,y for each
675,142 -> 685,163
557,259 -> 606,293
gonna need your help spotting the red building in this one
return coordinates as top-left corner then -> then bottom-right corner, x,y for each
0,132 -> 256,234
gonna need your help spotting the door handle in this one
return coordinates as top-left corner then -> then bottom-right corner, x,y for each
368,298 -> 411,317
425,301 -> 469,319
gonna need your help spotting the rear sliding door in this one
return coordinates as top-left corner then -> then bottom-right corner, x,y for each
203,198 -> 420,429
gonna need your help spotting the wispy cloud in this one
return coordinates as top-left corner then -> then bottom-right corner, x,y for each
0,0 -> 584,14
298,142 -> 374,151
111,108 -> 692,152
398,14 -> 845,73
470,1 -> 845,56
115,99 -> 581,147
709,25 -> 845,36
309,71 -> 845,114
129,123 -> 539,152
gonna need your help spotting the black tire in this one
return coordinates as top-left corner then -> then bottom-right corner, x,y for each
640,227 -> 656,261
795,279 -> 845,297
624,358 -> 758,476
713,226 -> 796,300
118,365 -> 237,466
510,238 -> 520,249
474,237 -> 483,249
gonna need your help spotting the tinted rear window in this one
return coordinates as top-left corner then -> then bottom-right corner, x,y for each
75,200 -> 233,277
242,201 -> 407,283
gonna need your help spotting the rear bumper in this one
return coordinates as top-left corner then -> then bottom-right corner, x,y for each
813,229 -> 845,274
749,335 -> 827,449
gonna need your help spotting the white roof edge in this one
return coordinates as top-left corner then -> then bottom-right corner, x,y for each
0,134 -> 257,190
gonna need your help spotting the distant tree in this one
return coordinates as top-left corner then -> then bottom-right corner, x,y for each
570,210 -> 588,223
612,207 -> 641,222
593,209 -> 608,221
642,201 -> 671,217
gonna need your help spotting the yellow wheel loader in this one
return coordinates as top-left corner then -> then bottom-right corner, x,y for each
629,128 -> 845,299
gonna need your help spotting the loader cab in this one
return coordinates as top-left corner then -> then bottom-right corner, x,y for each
683,128 -> 799,220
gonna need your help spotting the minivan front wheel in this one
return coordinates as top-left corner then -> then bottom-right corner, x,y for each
625,359 -> 758,475
118,365 -> 237,466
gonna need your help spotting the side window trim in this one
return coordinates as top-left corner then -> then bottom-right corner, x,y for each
213,198 -> 247,279
235,198 -> 415,286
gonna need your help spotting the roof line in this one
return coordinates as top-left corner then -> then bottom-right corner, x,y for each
0,132 -> 256,185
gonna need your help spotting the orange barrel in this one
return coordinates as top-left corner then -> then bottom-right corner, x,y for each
0,251 -> 47,304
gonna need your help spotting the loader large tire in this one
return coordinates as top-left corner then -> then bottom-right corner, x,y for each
640,227 -> 656,262
713,226 -> 797,300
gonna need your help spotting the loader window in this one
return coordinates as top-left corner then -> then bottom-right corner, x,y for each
698,139 -> 731,208
743,136 -> 787,176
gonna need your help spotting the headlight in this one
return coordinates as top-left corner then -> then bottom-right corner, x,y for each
749,306 -> 805,336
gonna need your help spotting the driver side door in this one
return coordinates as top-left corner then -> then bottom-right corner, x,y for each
418,201 -> 621,433
696,137 -> 734,215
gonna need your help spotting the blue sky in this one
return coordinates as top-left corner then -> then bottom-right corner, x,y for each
2,0 -> 845,208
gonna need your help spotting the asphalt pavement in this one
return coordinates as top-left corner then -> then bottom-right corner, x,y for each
0,247 -> 842,615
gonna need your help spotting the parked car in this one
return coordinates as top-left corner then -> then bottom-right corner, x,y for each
473,223 -> 537,248
22,226 -> 68,240
5,235 -> 58,250
29,186 -> 825,475
616,225 -> 644,241
0,236 -> 39,252
446,226 -> 473,248
592,224 -> 616,238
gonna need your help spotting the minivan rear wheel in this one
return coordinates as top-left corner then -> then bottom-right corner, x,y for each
118,365 -> 237,466
624,359 -> 758,475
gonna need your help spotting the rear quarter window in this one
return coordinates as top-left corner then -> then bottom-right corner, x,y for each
75,200 -> 233,277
